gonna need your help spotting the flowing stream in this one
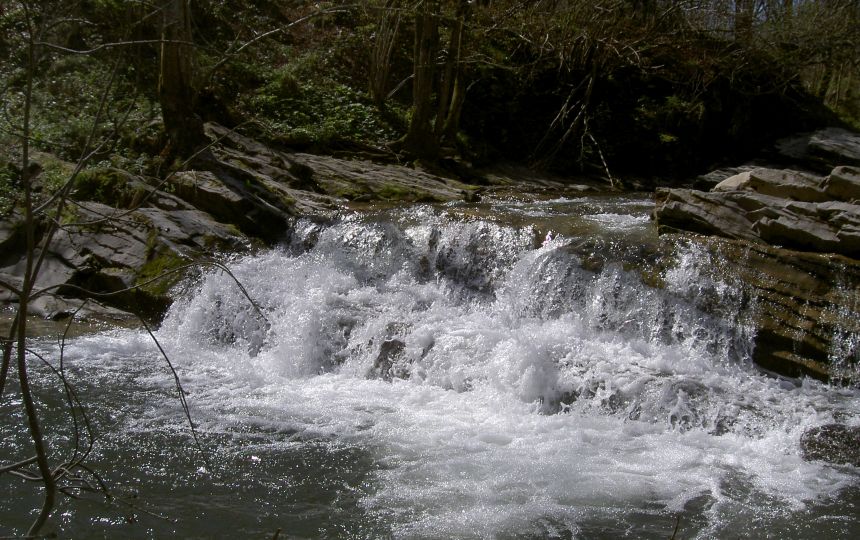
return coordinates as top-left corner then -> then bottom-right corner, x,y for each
1,194 -> 859,538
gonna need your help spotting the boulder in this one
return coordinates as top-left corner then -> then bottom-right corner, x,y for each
822,166 -> 860,203
713,168 -> 828,202
800,424 -> 860,467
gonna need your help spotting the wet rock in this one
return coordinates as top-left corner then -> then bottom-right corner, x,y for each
372,338 -> 406,381
462,189 -> 482,203
666,235 -> 860,381
656,167 -> 860,379
800,424 -> 860,467
28,294 -> 135,322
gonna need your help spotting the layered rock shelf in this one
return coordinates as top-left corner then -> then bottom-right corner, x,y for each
655,145 -> 860,381
656,166 -> 860,258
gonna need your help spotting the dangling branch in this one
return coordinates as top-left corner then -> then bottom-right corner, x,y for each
138,315 -> 213,473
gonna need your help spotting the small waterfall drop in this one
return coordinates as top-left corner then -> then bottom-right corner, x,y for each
153,197 -> 859,537
6,195 -> 855,538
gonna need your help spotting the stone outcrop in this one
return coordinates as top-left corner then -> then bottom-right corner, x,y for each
0,183 -> 249,320
712,168 -> 828,202
688,236 -> 860,381
656,167 -> 860,258
655,151 -> 860,381
205,123 -> 478,208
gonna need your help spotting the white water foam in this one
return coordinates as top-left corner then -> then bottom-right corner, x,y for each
55,206 -> 860,537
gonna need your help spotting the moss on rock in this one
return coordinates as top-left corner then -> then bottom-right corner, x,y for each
73,167 -> 148,208
135,248 -> 188,297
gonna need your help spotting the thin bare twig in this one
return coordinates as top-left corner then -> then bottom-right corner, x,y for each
0,456 -> 38,475
202,5 -> 360,86
137,316 -> 212,473
35,38 -> 195,55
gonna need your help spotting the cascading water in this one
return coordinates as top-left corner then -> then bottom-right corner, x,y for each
1,194 -> 858,538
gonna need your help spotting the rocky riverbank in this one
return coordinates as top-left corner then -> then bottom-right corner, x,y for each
0,122 -> 600,323
654,128 -> 860,382
3,123 -> 859,382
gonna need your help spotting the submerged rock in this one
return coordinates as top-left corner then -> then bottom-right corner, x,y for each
800,424 -> 860,467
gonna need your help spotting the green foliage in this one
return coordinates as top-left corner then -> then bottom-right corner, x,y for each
0,163 -> 17,215
1,0 -> 856,183
1,49 -> 162,167
38,155 -> 75,193
242,50 -> 404,147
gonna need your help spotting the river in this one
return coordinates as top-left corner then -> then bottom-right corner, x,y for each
1,193 -> 858,538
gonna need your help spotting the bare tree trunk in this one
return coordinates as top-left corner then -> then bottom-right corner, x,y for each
817,56 -> 834,102
734,0 -> 754,42
783,0 -> 793,19
159,0 -> 205,158
16,5 -> 57,535
402,0 -> 440,159
435,0 -> 468,143
369,0 -> 401,108
442,73 -> 466,144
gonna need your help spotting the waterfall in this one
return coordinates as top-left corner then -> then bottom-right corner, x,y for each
153,199 -> 858,537
4,196 -> 857,538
